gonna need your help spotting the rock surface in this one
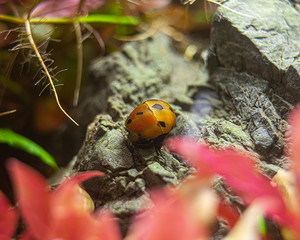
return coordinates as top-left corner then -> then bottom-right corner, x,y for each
209,0 -> 300,104
66,0 -> 300,237
209,0 -> 300,161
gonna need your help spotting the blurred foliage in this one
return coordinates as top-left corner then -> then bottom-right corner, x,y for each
0,128 -> 58,169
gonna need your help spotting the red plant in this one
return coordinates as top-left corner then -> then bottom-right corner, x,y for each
126,188 -> 208,240
0,191 -> 18,240
30,0 -> 105,18
1,159 -> 214,240
2,158 -> 121,240
167,139 -> 286,216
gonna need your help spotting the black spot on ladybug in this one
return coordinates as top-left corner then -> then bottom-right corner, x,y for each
138,133 -> 141,136
152,104 -> 163,110
158,121 -> 166,127
136,112 -> 143,115
169,107 -> 174,113
127,119 -> 132,125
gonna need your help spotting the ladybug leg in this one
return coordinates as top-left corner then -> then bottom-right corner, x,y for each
152,139 -> 163,155
154,144 -> 161,156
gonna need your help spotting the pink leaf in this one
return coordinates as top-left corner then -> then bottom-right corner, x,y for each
287,107 -> 300,183
0,191 -> 18,240
49,172 -> 105,239
127,189 -> 204,240
30,0 -> 104,18
7,158 -> 107,240
6,158 -> 51,240
50,210 -> 103,240
166,138 -> 289,224
165,138 -> 215,178
130,0 -> 172,11
17,230 -> 35,240
55,171 -> 104,194
217,198 -> 240,229
51,171 -> 104,217
94,209 -> 122,240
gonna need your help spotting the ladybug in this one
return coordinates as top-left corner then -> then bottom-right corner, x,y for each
125,99 -> 176,146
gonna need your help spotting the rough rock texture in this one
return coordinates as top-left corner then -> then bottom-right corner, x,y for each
209,0 -> 300,103
209,0 -> 300,162
66,0 -> 300,237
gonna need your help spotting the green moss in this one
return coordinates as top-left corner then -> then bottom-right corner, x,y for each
148,162 -> 175,178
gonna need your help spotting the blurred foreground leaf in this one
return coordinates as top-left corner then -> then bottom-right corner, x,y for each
258,215 -> 267,237
0,129 -> 58,170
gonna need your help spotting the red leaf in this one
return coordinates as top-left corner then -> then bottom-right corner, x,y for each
166,138 -> 289,224
165,138 -> 215,178
287,107 -> 300,183
50,210 -> 102,240
7,158 -> 107,240
217,198 -> 240,229
54,171 -> 104,194
51,171 -> 104,218
6,158 -> 51,240
127,189 -> 205,240
0,191 -> 18,240
30,0 -> 105,18
284,107 -> 300,236
17,230 -> 35,240
49,171 -> 105,239
95,209 -> 122,240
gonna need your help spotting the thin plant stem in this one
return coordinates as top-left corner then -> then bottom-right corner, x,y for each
206,0 -> 255,18
0,109 -> 17,117
24,19 -> 79,126
83,23 -> 105,56
73,20 -> 83,107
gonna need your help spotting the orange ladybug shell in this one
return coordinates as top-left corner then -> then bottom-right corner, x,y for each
125,100 -> 176,143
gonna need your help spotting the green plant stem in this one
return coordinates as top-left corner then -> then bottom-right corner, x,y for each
0,14 -> 24,24
0,14 -> 140,25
